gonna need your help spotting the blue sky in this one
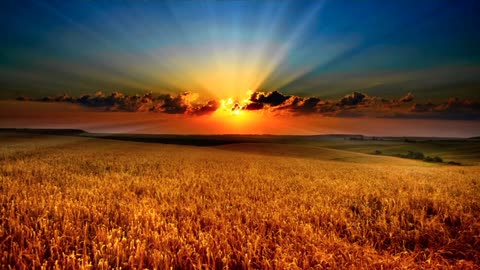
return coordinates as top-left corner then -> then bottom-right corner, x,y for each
1,0 -> 479,99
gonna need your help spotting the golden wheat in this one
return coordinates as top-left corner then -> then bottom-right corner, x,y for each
0,134 -> 479,269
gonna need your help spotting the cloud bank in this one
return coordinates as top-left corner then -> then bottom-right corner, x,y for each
16,90 -> 480,120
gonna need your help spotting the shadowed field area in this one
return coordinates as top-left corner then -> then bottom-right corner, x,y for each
1,131 -> 479,269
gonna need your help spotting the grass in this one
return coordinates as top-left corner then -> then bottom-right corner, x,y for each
1,131 -> 479,269
308,139 -> 480,166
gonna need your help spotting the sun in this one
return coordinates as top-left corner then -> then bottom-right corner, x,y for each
210,95 -> 253,127
214,102 -> 244,117
232,109 -> 241,115
215,90 -> 254,115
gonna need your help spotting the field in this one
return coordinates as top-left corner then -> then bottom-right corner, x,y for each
1,130 -> 479,269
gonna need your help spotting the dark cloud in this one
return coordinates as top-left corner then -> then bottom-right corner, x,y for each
189,100 -> 220,115
27,91 -> 219,115
408,98 -> 480,119
410,98 -> 480,114
398,92 -> 414,103
245,92 -> 323,114
243,90 -> 479,119
337,92 -> 366,106
244,102 -> 264,111
296,97 -> 322,112
39,94 -> 74,103
436,97 -> 480,112
410,102 -> 436,113
77,91 -> 155,112
16,90 -> 479,119
154,93 -> 221,115
282,96 -> 323,114
155,93 -> 189,114
250,91 -> 290,106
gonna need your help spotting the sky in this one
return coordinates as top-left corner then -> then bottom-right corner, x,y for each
0,0 -> 479,135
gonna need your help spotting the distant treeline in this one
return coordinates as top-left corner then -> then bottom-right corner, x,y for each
346,135 -> 384,141
372,150 -> 461,165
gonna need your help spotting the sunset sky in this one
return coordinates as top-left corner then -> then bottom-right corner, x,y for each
0,0 -> 479,136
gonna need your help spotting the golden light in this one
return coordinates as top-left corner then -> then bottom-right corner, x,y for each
217,91 -> 253,117
208,92 -> 257,132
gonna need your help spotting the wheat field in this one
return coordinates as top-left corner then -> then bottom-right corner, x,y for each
1,132 -> 479,269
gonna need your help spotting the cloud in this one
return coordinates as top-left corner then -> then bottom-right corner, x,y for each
408,98 -> 480,120
77,91 -> 154,112
154,93 -> 189,114
249,91 -> 290,106
244,92 -> 323,114
188,100 -> 220,115
152,93 -> 221,115
337,92 -> 366,106
436,97 -> 480,112
296,97 -> 322,112
239,90 -> 478,119
244,102 -> 264,111
23,91 -> 220,116
242,91 -> 387,115
16,90 -> 479,119
410,102 -> 436,113
398,92 -> 414,103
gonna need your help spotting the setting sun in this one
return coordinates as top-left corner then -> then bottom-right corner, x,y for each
216,92 -> 253,118
213,99 -> 251,123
